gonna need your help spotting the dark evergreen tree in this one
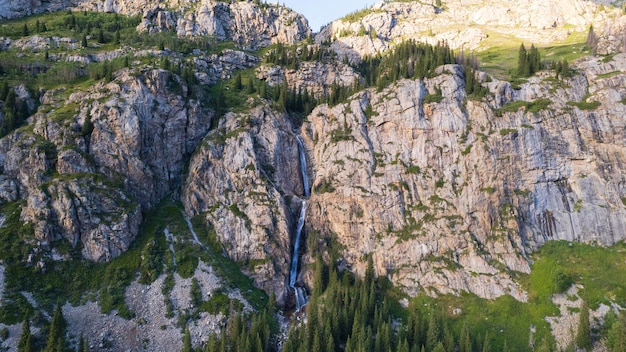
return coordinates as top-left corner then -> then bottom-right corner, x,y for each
190,278 -> 203,308
181,326 -> 192,352
459,323 -> 472,352
608,311 -> 626,352
17,318 -> 33,352
246,76 -> 255,95
81,34 -> 88,48
587,25 -> 598,56
517,44 -> 528,77
233,73 -> 242,91
43,304 -> 67,352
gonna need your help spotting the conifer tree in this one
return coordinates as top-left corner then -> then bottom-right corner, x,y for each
17,318 -> 33,352
44,304 -> 67,352
432,342 -> 446,352
190,278 -> 202,307
459,323 -> 471,352
246,77 -> 255,95
482,331 -> 490,352
234,73 -> 242,91
587,25 -> 598,56
517,44 -> 528,77
576,301 -> 592,351
181,326 -> 192,352
608,311 -> 626,352
425,311 -> 440,352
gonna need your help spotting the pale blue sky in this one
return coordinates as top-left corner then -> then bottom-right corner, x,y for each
279,1 -> 371,32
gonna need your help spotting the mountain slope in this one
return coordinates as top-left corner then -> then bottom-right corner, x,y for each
0,0 -> 625,351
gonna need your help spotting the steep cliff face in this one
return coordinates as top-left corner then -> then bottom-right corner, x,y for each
138,1 -> 311,49
182,102 -> 303,304
0,68 -> 212,261
298,55 -> 626,299
256,60 -> 362,98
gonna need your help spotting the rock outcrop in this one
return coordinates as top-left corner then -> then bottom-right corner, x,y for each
138,1 -> 311,49
256,60 -> 362,98
182,101 -> 303,305
0,68 -> 212,261
297,55 -> 626,299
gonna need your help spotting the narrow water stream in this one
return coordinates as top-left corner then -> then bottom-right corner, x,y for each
290,136 -> 310,311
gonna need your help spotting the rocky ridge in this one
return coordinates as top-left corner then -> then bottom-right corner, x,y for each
316,0 -> 625,62
0,0 -> 311,50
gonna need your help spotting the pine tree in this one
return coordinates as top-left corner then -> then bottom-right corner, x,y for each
181,326 -> 192,352
259,82 -> 267,99
81,34 -> 88,48
190,278 -> 203,307
608,311 -> 626,352
17,318 -> 33,352
432,342 -> 446,352
425,311 -> 440,352
576,301 -> 592,351
234,73 -> 242,90
246,76 -> 255,95
459,323 -> 471,352
482,331 -> 490,352
44,304 -> 67,352
97,29 -> 105,44
587,25 -> 598,56
22,23 -> 29,37
114,30 -> 121,45
77,333 -> 85,352
517,44 -> 528,77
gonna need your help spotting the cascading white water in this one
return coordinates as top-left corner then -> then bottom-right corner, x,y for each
290,136 -> 310,311
297,136 -> 310,198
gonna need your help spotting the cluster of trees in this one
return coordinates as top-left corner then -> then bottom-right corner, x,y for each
516,44 -> 541,77
264,41 -> 328,69
279,257 -> 513,352
198,302 -> 274,352
17,305 -> 70,352
554,59 -> 573,79
0,82 -> 30,137
456,52 -> 489,99
358,40 -> 456,90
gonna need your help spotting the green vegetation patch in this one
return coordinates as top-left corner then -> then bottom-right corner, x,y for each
528,240 -> 626,309
494,98 -> 551,117
566,100 -> 601,110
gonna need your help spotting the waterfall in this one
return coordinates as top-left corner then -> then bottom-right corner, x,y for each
296,136 -> 310,197
290,136 -> 310,311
